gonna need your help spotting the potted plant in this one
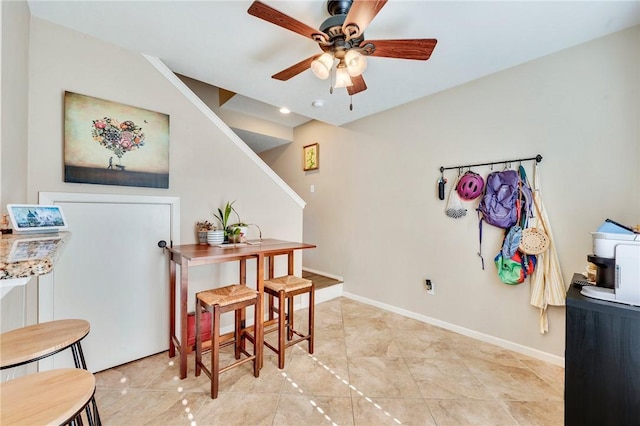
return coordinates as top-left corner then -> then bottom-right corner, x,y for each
213,201 -> 262,243
195,220 -> 215,245
213,201 -> 241,243
226,226 -> 243,243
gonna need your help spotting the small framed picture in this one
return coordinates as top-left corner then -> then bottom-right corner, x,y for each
303,143 -> 319,171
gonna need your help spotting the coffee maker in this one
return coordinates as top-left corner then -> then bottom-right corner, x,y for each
581,220 -> 640,306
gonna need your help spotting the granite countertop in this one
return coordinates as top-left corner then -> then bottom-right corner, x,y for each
0,232 -> 71,280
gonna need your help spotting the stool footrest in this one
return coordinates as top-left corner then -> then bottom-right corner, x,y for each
264,333 -> 311,355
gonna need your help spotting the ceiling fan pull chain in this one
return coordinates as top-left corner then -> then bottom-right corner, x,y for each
330,67 -> 335,94
350,96 -> 353,111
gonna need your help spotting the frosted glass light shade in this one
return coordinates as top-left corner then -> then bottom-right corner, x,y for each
311,53 -> 334,80
334,67 -> 353,88
345,50 -> 367,77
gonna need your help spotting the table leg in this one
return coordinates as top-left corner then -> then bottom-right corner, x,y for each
179,261 -> 189,379
267,255 -> 275,320
169,257 -> 176,358
256,253 -> 264,369
287,252 -> 294,275
239,258 -> 247,352
239,259 -> 247,285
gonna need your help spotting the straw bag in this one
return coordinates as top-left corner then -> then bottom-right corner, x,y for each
519,185 -> 550,255
519,227 -> 550,255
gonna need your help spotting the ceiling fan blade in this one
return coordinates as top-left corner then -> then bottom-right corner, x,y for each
248,1 -> 328,43
347,74 -> 367,95
363,39 -> 438,60
342,0 -> 388,41
272,55 -> 317,81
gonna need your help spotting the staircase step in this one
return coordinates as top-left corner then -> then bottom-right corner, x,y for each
302,269 -> 343,303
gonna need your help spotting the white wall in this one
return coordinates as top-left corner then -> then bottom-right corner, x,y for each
1,16 -> 306,329
0,1 -> 33,334
261,26 -> 640,359
1,1 -> 29,208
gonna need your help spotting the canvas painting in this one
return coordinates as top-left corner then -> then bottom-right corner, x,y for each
64,91 -> 170,188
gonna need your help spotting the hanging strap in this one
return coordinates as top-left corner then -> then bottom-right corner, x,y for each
477,215 -> 485,270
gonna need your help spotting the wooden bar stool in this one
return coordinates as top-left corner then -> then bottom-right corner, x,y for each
264,275 -> 314,369
1,368 -> 96,425
195,284 -> 260,399
0,319 -> 101,425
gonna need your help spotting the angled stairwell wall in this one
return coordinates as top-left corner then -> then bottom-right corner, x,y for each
23,17 -> 307,300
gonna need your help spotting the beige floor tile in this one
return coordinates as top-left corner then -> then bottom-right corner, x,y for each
95,351 -> 171,389
347,357 -> 422,398
453,340 -> 525,368
100,388 -> 207,425
382,311 -> 443,332
94,388 -> 139,420
314,299 -> 344,325
341,299 -> 388,320
342,314 -> 389,330
344,326 -> 403,357
463,357 -> 563,401
427,399 -> 518,425
405,357 -> 493,400
273,394 -> 354,426
194,392 -> 279,426
393,329 -> 460,359
520,358 -> 565,393
352,396 -> 436,426
93,297 -> 565,425
310,327 -> 347,356
146,353 -> 215,394
502,400 -> 564,425
281,353 -> 352,397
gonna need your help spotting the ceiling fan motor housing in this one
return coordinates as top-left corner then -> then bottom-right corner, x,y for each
327,0 -> 353,16
319,14 -> 364,56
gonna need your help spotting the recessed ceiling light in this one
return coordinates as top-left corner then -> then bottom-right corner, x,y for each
279,107 -> 291,114
312,100 -> 324,108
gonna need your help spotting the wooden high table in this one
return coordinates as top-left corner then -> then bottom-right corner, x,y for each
166,239 -> 316,379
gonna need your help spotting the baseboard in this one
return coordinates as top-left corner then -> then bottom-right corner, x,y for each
341,291 -> 565,367
315,283 -> 343,304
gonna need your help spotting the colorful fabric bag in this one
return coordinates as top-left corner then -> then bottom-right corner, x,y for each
495,250 -> 536,285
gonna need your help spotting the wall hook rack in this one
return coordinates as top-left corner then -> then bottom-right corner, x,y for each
439,154 -> 542,173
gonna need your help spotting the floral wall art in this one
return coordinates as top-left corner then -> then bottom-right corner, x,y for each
64,91 -> 170,188
303,143 -> 319,171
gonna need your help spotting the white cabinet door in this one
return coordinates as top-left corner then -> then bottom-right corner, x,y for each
38,193 -> 179,373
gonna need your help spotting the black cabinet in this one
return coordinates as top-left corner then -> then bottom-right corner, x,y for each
565,277 -> 640,425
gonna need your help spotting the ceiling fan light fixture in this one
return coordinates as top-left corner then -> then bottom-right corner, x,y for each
311,52 -> 334,80
344,49 -> 367,77
334,67 -> 353,88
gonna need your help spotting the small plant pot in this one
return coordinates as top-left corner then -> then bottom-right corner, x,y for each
197,231 -> 208,245
207,230 -> 224,245
227,234 -> 242,244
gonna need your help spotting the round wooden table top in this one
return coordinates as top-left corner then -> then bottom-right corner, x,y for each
0,319 -> 90,369
1,368 -> 95,425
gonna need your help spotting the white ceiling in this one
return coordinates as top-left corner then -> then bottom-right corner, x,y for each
28,1 -> 640,129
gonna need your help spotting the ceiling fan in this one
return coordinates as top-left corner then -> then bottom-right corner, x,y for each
247,0 -> 437,96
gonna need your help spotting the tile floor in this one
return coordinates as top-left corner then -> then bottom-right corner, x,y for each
93,297 -> 564,425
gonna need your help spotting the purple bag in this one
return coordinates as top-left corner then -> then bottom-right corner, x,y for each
476,169 -> 520,270
478,170 -> 519,229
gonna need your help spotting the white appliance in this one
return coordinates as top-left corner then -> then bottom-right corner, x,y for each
581,244 -> 640,306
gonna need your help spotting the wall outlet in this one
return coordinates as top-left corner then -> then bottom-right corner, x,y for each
425,279 -> 434,295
